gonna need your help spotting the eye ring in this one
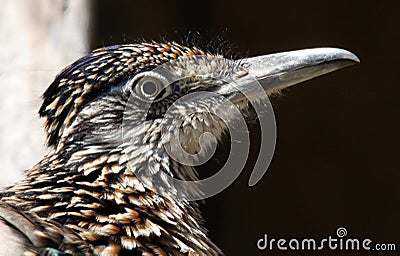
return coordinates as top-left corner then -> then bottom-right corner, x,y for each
136,76 -> 162,99
129,71 -> 171,102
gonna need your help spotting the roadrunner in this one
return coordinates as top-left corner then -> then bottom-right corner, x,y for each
0,41 -> 359,255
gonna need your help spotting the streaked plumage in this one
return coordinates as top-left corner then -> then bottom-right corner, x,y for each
1,42 -> 224,256
0,41 -> 359,255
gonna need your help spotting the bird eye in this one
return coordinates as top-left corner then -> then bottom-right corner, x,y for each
137,78 -> 161,99
141,81 -> 158,96
130,71 -> 171,102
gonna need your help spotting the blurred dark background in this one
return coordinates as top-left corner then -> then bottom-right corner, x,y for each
91,1 -> 399,255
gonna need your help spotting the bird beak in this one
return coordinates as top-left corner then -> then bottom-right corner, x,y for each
220,47 -> 360,102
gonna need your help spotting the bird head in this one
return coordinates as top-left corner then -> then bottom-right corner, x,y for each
39,42 -> 359,199
4,41 -> 359,255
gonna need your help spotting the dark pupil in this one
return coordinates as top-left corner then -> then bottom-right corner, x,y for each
142,81 -> 158,96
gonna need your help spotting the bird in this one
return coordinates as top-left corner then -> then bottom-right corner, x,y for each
0,41 -> 359,256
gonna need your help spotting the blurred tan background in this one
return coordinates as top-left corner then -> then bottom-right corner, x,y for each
1,0 -> 399,255
0,0 -> 90,185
